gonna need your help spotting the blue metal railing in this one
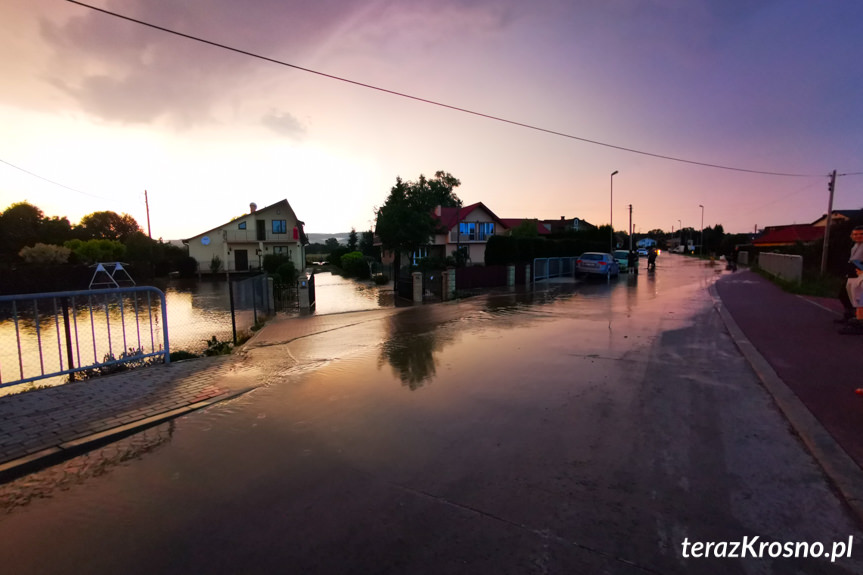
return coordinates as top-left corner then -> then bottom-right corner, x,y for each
0,287 -> 170,389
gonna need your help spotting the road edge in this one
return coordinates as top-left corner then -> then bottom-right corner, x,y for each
0,386 -> 256,483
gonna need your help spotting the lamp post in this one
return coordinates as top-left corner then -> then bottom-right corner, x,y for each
699,204 -> 704,258
610,170 -> 618,253
678,219 -> 682,251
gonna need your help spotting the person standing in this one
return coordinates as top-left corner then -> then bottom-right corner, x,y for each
837,226 -> 863,325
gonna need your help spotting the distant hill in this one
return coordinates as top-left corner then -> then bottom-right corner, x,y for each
306,232 -> 350,245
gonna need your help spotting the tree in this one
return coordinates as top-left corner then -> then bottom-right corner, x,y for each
324,237 -> 340,250
359,230 -> 376,257
347,228 -> 358,252
374,171 -> 462,269
79,211 -> 142,241
510,219 -> 540,238
0,202 -> 43,258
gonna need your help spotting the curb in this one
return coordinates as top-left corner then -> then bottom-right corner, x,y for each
0,386 -> 256,483
710,283 -> 863,526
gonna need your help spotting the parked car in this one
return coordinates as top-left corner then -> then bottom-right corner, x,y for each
576,252 -> 620,278
613,250 -> 637,272
637,248 -> 649,257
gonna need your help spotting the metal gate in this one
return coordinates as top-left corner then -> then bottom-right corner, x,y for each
396,271 -> 413,300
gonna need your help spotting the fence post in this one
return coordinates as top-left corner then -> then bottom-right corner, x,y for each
266,276 -> 275,314
61,297 -> 75,381
412,271 -> 423,303
228,278 -> 237,345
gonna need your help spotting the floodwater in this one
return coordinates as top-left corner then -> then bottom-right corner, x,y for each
1,256 -> 861,574
310,271 -> 395,315
0,273 -> 389,393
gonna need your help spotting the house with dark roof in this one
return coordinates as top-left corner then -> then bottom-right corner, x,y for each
540,216 -> 597,234
811,209 -> 863,228
752,224 -> 823,247
183,200 -> 308,273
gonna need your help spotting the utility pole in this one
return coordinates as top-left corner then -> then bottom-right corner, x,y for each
144,190 -> 152,239
820,170 -> 837,275
628,205 -> 633,252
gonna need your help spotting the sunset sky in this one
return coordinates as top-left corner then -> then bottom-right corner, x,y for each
2,0 -> 862,240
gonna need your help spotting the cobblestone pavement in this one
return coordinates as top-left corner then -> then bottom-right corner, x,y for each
0,307 -> 404,480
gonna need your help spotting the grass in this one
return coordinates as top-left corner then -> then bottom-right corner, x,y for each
751,266 -> 844,298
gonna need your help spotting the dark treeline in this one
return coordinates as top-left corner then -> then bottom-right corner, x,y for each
0,201 -> 196,294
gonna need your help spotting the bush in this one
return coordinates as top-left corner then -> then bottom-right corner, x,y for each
373,274 -> 390,285
263,253 -> 291,274
178,256 -> 198,277
64,238 -> 126,264
169,350 -> 199,362
276,261 -> 298,284
203,336 -> 232,356
210,255 -> 223,274
327,246 -> 350,266
19,243 -> 71,265
340,251 -> 370,278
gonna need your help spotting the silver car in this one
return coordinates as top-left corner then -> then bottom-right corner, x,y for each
576,252 -> 620,278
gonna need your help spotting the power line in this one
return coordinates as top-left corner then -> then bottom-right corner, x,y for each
0,158 -> 110,200
67,0 -> 829,179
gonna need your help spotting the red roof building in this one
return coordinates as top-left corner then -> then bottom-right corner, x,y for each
752,224 -> 824,247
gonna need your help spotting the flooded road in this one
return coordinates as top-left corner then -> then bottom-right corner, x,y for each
1,256 -> 861,574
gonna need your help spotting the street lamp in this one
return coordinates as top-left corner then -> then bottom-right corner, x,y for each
678,219 -> 683,251
699,204 -> 704,258
610,170 -> 618,253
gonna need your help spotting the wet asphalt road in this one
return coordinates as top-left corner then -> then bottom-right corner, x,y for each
1,256 -> 861,574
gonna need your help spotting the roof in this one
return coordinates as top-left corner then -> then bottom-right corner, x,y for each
183,199 -> 308,245
753,224 -> 824,246
434,202 -> 507,230
499,219 -> 552,235
811,209 -> 863,226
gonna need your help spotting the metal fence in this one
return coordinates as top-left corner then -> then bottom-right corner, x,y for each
533,257 -> 577,282
0,287 -> 169,389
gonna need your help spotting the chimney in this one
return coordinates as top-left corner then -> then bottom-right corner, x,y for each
250,202 -> 257,213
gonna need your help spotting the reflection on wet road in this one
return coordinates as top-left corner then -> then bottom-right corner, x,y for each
1,256 -> 861,574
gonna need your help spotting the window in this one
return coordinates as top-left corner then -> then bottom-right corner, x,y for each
458,222 -> 494,241
411,247 -> 428,266
238,221 -> 246,230
459,222 -> 476,241
273,246 -> 290,256
272,220 -> 287,234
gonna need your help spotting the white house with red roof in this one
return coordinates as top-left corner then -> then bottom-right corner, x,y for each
429,202 -> 507,265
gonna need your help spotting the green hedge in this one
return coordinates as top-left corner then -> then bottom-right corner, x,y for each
340,251 -> 370,278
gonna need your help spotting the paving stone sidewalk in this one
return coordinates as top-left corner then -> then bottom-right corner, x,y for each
0,307 -> 404,480
0,354 -> 252,478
